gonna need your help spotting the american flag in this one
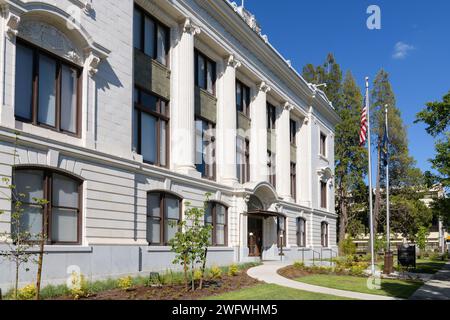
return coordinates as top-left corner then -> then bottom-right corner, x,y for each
359,99 -> 368,146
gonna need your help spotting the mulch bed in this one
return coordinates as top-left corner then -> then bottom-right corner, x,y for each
51,269 -> 261,300
277,266 -> 313,280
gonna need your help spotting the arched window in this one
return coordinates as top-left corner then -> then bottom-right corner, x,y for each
321,222 -> 329,247
205,202 -> 228,246
12,168 -> 82,244
297,218 -> 306,248
247,195 -> 264,212
147,192 -> 181,245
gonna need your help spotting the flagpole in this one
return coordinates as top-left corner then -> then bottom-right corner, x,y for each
385,104 -> 390,253
366,77 -> 376,275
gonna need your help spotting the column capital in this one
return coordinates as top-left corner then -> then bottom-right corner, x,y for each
283,101 -> 294,112
6,12 -> 20,40
258,81 -> 271,94
227,54 -> 241,69
182,18 -> 201,36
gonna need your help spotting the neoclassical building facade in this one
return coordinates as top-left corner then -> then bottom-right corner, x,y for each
0,0 -> 339,289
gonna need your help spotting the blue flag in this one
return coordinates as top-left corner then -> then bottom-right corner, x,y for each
381,121 -> 389,166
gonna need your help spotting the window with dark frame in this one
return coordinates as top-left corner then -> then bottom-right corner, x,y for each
195,50 -> 216,95
236,80 -> 250,117
133,6 -> 170,66
267,150 -> 276,188
146,192 -> 181,246
12,168 -> 82,245
297,218 -> 306,248
133,87 -> 169,167
320,132 -> 327,157
320,180 -> 327,209
277,216 -> 286,248
290,162 -> 297,201
205,202 -> 228,246
237,137 -> 250,184
290,119 -> 297,145
195,117 -> 216,180
321,221 -> 328,247
14,40 -> 82,136
267,103 -> 276,130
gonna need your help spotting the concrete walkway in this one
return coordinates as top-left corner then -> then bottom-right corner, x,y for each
410,261 -> 450,300
247,261 -> 399,300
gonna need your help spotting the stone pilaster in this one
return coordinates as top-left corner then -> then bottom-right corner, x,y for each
276,102 -> 293,200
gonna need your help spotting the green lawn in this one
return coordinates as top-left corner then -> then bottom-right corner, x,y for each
410,259 -> 448,274
204,284 -> 353,300
296,274 -> 422,299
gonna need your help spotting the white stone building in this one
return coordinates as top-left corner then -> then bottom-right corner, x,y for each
0,0 -> 339,290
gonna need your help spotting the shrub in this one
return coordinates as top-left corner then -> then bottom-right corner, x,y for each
209,266 -> 222,279
228,264 -> 239,277
69,272 -> 90,299
350,265 -> 366,277
16,284 -> 37,300
117,276 -> 133,291
293,261 -> 305,269
193,269 -> 203,282
339,237 -> 357,256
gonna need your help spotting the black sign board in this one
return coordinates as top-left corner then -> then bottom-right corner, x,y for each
398,245 -> 416,268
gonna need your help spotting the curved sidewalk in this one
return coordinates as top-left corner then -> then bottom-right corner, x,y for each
247,262 -> 400,300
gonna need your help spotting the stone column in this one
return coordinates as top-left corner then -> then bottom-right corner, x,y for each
171,18 -> 201,177
217,55 -> 241,186
276,102 -> 293,201
250,82 -> 270,183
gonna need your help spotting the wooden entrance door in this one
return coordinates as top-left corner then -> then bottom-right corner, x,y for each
248,215 -> 263,257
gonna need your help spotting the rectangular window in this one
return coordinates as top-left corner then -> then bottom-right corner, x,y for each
133,88 -> 169,167
195,50 -> 216,95
134,6 -> 170,66
290,162 -> 297,201
320,132 -> 327,157
321,222 -> 329,247
267,150 -> 276,188
14,40 -> 81,135
320,181 -> 327,209
236,137 -> 250,184
267,103 -> 276,130
277,216 -> 286,248
195,118 -> 216,180
297,218 -> 306,248
236,80 -> 250,117
290,119 -> 297,145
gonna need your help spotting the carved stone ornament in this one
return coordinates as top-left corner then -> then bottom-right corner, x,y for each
258,81 -> 271,94
6,13 -> 20,40
87,53 -> 101,76
284,102 -> 294,112
18,20 -> 83,65
227,55 -> 241,69
183,18 -> 201,36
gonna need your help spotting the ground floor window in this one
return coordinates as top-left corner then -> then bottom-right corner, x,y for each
12,168 -> 82,244
297,218 -> 306,247
321,222 -> 328,247
277,216 -> 286,248
147,192 -> 181,245
205,202 -> 228,246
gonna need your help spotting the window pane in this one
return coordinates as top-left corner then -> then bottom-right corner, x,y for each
160,121 -> 167,166
15,44 -> 34,120
52,174 -> 79,208
236,83 -> 242,112
165,219 -> 177,243
215,225 -> 225,245
141,113 -> 157,163
195,120 -> 205,173
14,204 -> 43,239
38,54 -> 56,127
197,55 -> 205,89
15,170 -> 44,203
147,218 -> 160,243
141,92 -> 157,112
61,65 -> 78,133
132,109 -> 138,153
51,208 -> 78,242
147,193 -> 160,217
206,61 -> 213,94
205,203 -> 213,224
243,87 -> 249,113
133,9 -> 142,49
156,26 -> 167,65
216,205 -> 226,224
144,17 -> 155,56
165,196 -> 179,220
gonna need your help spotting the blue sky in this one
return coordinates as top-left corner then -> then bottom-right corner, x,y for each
243,0 -> 450,174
